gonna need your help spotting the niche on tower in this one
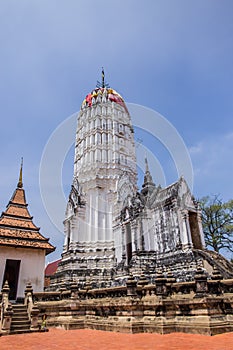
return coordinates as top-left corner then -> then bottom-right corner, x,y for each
67,220 -> 71,251
125,220 -> 132,265
188,211 -> 203,249
120,207 -> 133,265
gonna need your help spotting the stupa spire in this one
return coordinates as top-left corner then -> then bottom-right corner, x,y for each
144,156 -> 154,183
145,156 -> 149,173
142,156 -> 155,195
17,157 -> 23,188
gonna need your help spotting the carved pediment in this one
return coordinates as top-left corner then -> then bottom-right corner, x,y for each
67,177 -> 85,215
120,192 -> 144,223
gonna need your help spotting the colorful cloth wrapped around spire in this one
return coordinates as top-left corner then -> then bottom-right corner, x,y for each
82,87 -> 128,113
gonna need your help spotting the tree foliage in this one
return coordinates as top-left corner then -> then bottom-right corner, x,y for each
199,195 -> 233,254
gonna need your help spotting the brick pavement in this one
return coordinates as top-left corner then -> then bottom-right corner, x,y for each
0,328 -> 232,350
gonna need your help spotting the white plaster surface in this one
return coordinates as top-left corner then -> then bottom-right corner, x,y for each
0,246 -> 45,299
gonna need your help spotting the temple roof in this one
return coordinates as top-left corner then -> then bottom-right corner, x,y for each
45,259 -> 61,276
0,164 -> 55,255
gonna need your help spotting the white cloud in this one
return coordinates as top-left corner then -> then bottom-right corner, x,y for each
189,142 -> 203,155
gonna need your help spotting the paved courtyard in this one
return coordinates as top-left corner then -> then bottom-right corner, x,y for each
0,328 -> 232,350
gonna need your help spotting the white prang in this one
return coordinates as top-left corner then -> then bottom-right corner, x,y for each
63,88 -> 137,267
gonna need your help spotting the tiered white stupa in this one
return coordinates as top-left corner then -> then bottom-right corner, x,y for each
57,72 -> 137,284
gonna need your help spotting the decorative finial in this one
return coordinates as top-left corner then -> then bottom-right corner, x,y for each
102,67 -> 105,88
145,156 -> 149,173
142,156 -> 155,195
17,157 -> 23,188
96,68 -> 110,89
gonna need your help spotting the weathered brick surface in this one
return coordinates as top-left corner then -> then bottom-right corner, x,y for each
0,328 -> 232,350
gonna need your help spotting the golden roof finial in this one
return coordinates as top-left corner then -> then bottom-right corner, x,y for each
17,157 -> 23,188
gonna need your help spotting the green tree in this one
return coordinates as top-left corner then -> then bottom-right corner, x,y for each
199,195 -> 233,254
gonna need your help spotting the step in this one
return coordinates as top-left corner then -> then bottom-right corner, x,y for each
10,328 -> 43,335
11,317 -> 30,322
12,316 -> 29,321
12,312 -> 29,317
12,305 -> 27,310
11,318 -> 30,325
12,305 -> 27,308
11,326 -> 30,331
10,329 -> 32,335
11,326 -> 30,332
12,309 -> 28,314
12,312 -> 28,317
11,321 -> 30,327
12,314 -> 29,319
11,320 -> 30,326
9,303 -> 42,335
12,310 -> 28,314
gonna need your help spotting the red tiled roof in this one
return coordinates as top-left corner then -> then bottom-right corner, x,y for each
10,188 -> 26,205
0,227 -> 47,240
4,205 -> 31,218
0,186 -> 55,255
0,216 -> 38,229
0,237 -> 55,251
45,259 -> 61,276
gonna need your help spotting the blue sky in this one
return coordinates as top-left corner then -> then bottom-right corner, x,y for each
0,0 -> 233,261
